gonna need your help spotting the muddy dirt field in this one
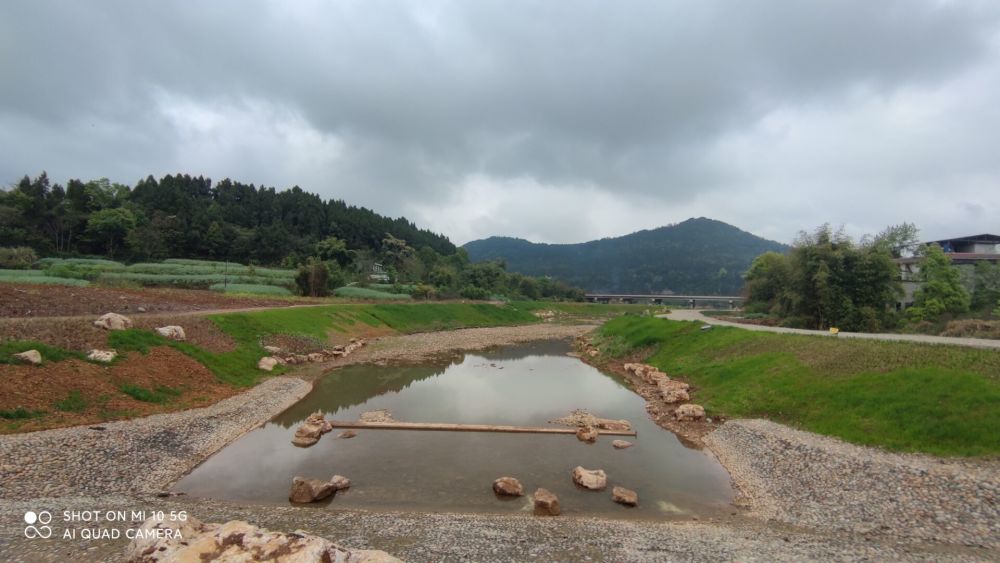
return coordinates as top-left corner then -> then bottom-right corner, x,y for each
0,346 -> 238,433
0,283 -> 312,318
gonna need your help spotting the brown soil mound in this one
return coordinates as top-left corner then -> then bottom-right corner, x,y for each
0,346 -> 236,433
0,283 -> 312,318
0,315 -> 236,353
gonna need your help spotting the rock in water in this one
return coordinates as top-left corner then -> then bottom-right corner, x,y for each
289,477 -> 336,503
291,411 -> 328,447
612,440 -> 633,449
329,475 -> 351,491
257,356 -> 278,371
576,425 -> 599,443
93,312 -> 132,330
87,349 -> 117,363
337,430 -> 357,439
674,404 -> 706,421
125,516 -> 401,562
13,349 -> 42,365
572,466 -> 608,490
359,409 -> 395,423
612,486 -> 639,506
492,477 -> 524,496
154,325 -> 186,341
533,488 -> 561,516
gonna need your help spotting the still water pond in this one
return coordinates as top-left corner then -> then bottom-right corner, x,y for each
176,340 -> 734,517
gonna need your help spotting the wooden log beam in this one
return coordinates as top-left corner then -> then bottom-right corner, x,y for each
328,420 -> 636,436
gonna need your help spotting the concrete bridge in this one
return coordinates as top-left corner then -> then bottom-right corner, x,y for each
585,293 -> 745,308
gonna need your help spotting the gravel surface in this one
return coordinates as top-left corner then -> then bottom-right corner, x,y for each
0,377 -> 311,500
705,419 -> 1000,550
665,310 -> 1000,349
1,496 -> 991,562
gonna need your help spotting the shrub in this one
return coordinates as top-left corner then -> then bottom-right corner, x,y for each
411,284 -> 437,300
460,286 -> 490,300
295,259 -> 331,297
0,407 -> 44,420
0,247 -> 38,269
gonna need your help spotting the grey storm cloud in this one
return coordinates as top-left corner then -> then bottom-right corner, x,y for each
2,0 -> 1000,244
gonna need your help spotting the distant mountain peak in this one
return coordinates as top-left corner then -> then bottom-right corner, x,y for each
463,218 -> 787,294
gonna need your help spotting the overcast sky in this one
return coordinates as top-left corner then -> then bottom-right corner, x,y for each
2,1 -> 999,246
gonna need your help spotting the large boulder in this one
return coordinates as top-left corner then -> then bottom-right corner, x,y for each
612,486 -> 639,506
533,488 -> 561,516
575,425 -> 599,443
258,356 -> 278,371
289,477 -> 336,503
674,404 -> 706,422
154,325 -> 186,341
658,379 -> 691,403
13,349 -> 42,365
87,349 -> 117,363
124,516 -> 401,562
291,411 -> 329,447
492,477 -> 524,497
571,466 -> 608,490
93,312 -> 132,330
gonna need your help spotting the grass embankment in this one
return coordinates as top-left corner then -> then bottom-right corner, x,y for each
597,316 -> 1000,457
103,303 -> 542,387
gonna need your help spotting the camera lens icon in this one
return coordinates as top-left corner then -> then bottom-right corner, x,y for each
24,511 -> 52,539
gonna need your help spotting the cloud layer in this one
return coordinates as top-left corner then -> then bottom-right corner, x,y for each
2,0 -> 999,245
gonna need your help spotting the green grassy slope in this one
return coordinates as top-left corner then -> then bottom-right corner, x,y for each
597,316 -> 1000,457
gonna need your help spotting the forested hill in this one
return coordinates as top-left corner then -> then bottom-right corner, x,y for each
463,218 -> 789,295
1,172 -> 455,263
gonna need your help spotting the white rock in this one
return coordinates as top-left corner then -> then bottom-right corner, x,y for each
13,349 -> 42,365
674,404 -> 706,421
93,312 -> 133,330
258,356 -> 278,371
154,325 -> 186,341
86,349 -> 117,363
572,466 -> 608,490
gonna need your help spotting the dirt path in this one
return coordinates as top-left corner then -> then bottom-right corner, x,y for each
664,309 -> 1000,349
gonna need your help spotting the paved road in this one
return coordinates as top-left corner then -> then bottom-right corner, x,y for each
663,309 -> 1000,350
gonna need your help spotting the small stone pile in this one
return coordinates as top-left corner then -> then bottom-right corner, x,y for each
624,363 -> 705,420
533,309 -> 556,321
125,516 -> 400,562
258,338 -> 368,371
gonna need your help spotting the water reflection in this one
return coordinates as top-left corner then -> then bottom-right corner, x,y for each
176,340 -> 734,518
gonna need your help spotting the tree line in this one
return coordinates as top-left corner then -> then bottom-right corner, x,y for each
743,223 -> 999,331
0,171 -> 585,301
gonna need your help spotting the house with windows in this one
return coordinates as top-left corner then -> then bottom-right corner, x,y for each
896,234 -> 1000,307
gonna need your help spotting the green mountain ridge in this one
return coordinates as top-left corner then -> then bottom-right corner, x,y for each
462,218 -> 789,295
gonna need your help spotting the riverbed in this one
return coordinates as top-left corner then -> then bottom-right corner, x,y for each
175,339 -> 734,517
